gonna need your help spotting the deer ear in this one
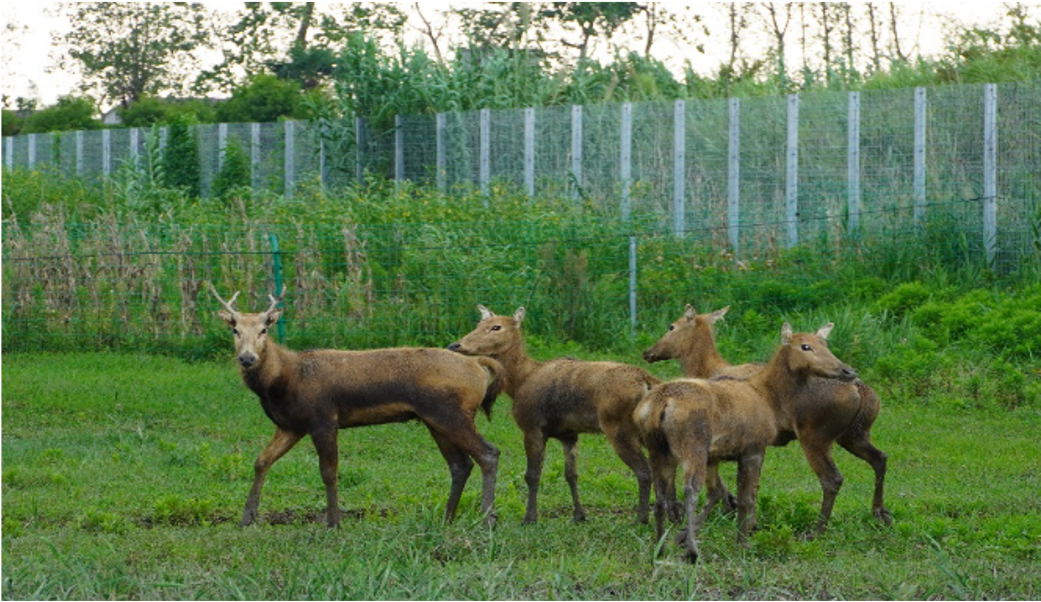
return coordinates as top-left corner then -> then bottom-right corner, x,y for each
514,307 -> 526,323
265,309 -> 283,327
816,322 -> 835,340
709,306 -> 730,323
684,304 -> 696,321
477,305 -> 494,321
781,322 -> 793,345
218,310 -> 236,327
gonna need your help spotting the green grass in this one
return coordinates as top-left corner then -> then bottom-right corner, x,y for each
3,351 -> 1040,600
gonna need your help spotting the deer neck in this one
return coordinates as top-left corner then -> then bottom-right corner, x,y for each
242,341 -> 297,397
679,332 -> 731,378
749,347 -> 804,428
493,337 -> 542,398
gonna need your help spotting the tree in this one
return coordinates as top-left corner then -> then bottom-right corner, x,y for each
53,3 -> 211,109
540,3 -> 643,61
20,96 -> 100,134
216,74 -> 308,124
198,3 -> 406,93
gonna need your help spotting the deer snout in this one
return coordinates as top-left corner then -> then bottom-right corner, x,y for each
642,347 -> 662,363
238,352 -> 258,367
446,342 -> 462,352
839,365 -> 858,381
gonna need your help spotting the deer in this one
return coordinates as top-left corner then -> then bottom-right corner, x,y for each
448,305 -> 660,525
635,322 -> 858,563
644,304 -> 891,538
209,283 -> 504,528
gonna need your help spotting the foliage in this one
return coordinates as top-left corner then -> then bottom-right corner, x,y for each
54,3 -> 211,108
211,137 -> 252,202
215,74 -> 308,124
117,96 -> 218,127
18,95 -> 100,134
1,109 -> 24,136
160,114 -> 201,197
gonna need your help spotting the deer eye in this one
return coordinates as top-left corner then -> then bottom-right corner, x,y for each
260,328 -> 267,335
491,325 -> 502,331
232,328 -> 240,336
668,325 -> 675,331
801,344 -> 812,351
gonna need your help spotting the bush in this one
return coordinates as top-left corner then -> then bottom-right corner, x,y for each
160,114 -> 201,197
20,96 -> 101,134
211,137 -> 252,201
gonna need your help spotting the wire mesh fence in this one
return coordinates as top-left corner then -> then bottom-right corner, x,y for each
2,82 -> 1039,353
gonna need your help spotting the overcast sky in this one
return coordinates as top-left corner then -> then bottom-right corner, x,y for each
0,2 -> 1016,110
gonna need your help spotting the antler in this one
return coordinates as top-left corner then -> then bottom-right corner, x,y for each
264,285 -> 287,316
207,281 -> 241,316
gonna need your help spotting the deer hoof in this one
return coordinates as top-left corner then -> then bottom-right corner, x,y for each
874,507 -> 893,526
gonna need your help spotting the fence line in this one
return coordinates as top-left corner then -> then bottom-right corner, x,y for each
2,83 -> 1039,271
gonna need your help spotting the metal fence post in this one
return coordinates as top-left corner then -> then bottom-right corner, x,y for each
355,116 -> 365,186
268,233 -> 286,344
102,129 -> 111,176
436,112 -> 446,191
217,123 -> 228,172
394,114 -> 404,186
28,134 -> 37,168
983,83 -> 998,266
785,94 -> 799,248
570,105 -> 583,200
75,131 -> 84,176
914,87 -> 927,228
620,102 -> 632,222
673,99 -> 686,239
284,120 -> 295,198
524,107 -> 536,197
848,91 -> 861,235
629,234 -> 638,333
4,136 -> 13,169
479,108 -> 491,200
251,123 -> 261,190
728,98 -> 741,255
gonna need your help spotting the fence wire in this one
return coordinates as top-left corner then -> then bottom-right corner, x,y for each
2,83 -> 1039,352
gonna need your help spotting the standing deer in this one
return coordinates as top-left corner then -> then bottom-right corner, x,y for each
210,283 -> 504,527
635,322 -> 858,563
644,304 -> 891,537
448,305 -> 659,524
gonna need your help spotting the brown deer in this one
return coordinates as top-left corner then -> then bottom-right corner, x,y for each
210,283 -> 504,528
448,305 -> 659,524
635,322 -> 858,563
644,305 -> 891,537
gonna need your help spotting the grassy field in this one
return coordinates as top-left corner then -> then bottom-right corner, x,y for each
2,350 -> 1040,600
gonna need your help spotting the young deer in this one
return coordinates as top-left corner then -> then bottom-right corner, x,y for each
635,323 -> 858,563
448,305 -> 659,524
644,305 -> 891,537
210,283 -> 504,527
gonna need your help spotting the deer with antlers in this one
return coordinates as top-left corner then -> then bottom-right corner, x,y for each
209,283 -> 505,527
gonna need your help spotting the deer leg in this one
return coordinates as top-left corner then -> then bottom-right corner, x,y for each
603,426 -> 652,524
798,436 -> 843,538
676,454 -> 707,564
522,429 -> 548,524
647,447 -> 676,549
425,426 -> 475,524
735,449 -> 765,545
559,434 -> 586,523
837,431 -> 891,526
695,461 -> 731,528
241,427 -> 304,527
310,427 -> 342,528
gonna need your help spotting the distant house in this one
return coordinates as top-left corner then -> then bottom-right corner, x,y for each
101,107 -> 123,126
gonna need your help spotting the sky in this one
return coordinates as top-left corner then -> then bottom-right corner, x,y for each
0,2 -> 1020,111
